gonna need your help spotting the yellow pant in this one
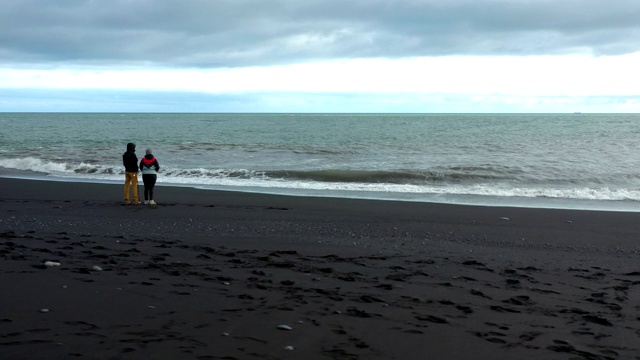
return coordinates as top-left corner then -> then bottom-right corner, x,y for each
124,172 -> 139,202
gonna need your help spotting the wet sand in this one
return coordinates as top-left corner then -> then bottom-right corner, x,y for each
1,177 -> 639,359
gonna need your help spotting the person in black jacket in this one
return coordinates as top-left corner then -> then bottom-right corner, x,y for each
122,142 -> 141,204
139,148 -> 160,205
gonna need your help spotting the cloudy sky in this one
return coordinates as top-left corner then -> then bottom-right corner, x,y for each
2,0 -> 640,113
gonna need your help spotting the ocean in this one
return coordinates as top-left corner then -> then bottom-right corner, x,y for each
1,112 -> 639,211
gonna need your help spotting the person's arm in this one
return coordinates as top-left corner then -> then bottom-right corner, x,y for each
154,159 -> 160,172
139,160 -> 144,172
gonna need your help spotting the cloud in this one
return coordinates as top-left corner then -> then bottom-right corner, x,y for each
4,54 -> 640,96
3,0 -> 640,68
2,0 -> 640,113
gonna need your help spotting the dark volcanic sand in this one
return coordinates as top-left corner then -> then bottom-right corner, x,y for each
1,178 -> 639,359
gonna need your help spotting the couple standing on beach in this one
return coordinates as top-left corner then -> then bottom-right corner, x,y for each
123,143 -> 160,205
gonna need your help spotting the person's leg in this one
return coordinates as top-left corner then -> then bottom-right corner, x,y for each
131,173 -> 140,203
124,172 -> 132,203
142,174 -> 150,202
148,175 -> 157,204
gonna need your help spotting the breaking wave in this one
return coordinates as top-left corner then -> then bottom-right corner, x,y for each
2,156 -> 640,203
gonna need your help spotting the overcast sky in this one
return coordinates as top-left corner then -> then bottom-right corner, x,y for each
2,0 -> 640,113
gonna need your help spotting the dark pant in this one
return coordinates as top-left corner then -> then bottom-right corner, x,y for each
142,174 -> 157,200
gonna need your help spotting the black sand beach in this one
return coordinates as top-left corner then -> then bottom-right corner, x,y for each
1,177 -> 639,359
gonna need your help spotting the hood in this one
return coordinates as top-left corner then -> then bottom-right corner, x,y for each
127,143 -> 136,152
144,154 -> 154,160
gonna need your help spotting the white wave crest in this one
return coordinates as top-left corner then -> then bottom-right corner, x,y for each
2,157 -> 640,203
0,157 -> 121,178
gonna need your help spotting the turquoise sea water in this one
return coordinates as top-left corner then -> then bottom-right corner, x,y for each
1,112 -> 640,211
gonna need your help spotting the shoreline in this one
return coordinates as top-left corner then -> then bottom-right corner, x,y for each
2,171 -> 639,213
2,177 -> 640,359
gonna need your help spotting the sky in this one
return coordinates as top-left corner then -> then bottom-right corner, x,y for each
2,0 -> 640,113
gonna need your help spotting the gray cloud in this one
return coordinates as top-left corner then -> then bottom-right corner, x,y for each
2,0 -> 640,68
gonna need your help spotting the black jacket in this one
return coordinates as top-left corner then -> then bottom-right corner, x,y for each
122,143 -> 139,172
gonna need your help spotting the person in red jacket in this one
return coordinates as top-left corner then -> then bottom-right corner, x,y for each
139,148 -> 160,205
